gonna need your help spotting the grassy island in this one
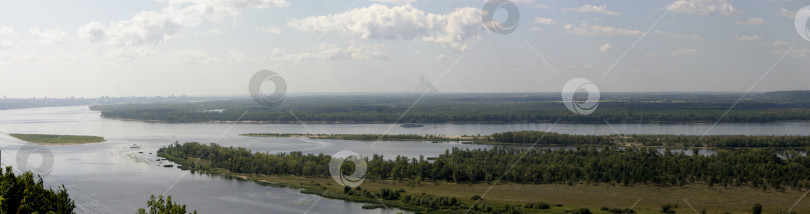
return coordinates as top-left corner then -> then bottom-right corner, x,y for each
9,133 -> 106,145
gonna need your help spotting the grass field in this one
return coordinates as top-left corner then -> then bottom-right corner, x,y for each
9,133 -> 106,145
161,154 -> 810,214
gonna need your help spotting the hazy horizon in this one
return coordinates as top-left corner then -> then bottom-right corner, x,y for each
2,90 -> 805,100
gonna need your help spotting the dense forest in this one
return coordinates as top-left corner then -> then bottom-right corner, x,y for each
489,131 -> 810,147
158,142 -> 810,191
90,91 -> 810,124
242,131 -> 810,148
241,133 -> 461,141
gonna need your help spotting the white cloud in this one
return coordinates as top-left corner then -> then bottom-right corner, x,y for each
563,22 -> 641,36
288,4 -> 482,51
736,17 -> 765,25
533,17 -> 557,25
29,28 -> 68,45
204,28 -> 221,35
734,33 -> 762,41
773,48 -> 810,58
270,43 -> 387,60
529,26 -> 542,32
434,54 -> 447,60
777,8 -> 796,18
562,5 -> 620,15
0,27 -> 16,36
369,0 -> 416,4
256,26 -> 281,35
654,31 -> 702,40
0,40 -> 12,50
79,0 -> 289,46
763,40 -> 789,46
667,0 -> 739,16
82,11 -> 184,46
599,43 -> 613,54
78,22 -> 106,42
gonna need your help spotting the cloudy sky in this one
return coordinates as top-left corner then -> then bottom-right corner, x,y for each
0,0 -> 809,98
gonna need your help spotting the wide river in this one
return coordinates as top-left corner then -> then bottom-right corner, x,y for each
1,105 -> 809,213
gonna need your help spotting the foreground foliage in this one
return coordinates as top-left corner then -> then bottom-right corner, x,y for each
135,195 -> 196,214
0,166 -> 75,214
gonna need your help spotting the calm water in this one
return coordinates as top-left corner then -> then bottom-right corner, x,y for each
0,106 -> 809,213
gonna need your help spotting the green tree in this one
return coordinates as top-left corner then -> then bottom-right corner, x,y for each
135,195 -> 196,214
0,166 -> 75,214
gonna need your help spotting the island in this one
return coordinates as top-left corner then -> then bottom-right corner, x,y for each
9,133 -> 106,145
158,133 -> 810,213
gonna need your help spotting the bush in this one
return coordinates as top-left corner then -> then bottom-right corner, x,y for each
661,203 -> 678,213
752,203 -> 763,214
566,208 -> 592,214
471,195 -> 482,200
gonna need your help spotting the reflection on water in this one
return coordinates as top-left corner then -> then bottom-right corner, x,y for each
0,106 -> 808,213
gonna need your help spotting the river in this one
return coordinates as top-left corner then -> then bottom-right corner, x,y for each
0,106 -> 808,213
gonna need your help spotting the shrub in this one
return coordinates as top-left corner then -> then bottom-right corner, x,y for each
661,203 -> 678,213
566,208 -> 592,214
752,203 -> 762,214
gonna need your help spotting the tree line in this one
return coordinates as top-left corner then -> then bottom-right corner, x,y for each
158,142 -> 810,191
241,131 -> 810,148
489,131 -> 810,148
90,93 -> 810,124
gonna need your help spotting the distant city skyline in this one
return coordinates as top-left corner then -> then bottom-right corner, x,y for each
1,0 -> 810,98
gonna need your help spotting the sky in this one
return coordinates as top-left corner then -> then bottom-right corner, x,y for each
1,0 -> 809,98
